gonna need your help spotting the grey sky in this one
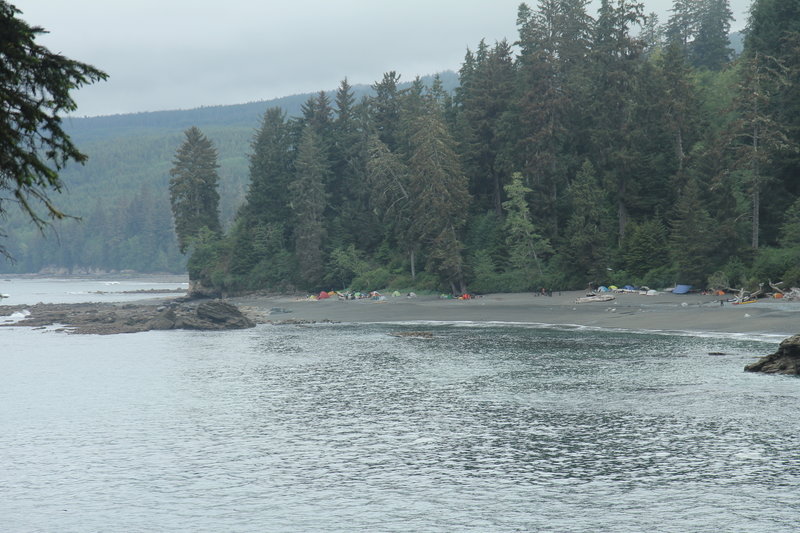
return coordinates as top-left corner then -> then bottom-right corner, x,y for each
14,0 -> 753,117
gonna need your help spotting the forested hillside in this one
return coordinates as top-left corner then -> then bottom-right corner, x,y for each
6,0 -> 800,299
183,0 -> 800,295
0,74 -> 458,273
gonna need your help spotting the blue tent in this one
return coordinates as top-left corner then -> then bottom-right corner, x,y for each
673,284 -> 693,294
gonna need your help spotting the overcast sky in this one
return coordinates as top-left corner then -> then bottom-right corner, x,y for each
14,0 -> 752,117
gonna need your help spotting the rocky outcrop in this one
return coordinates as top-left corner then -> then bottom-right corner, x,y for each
745,335 -> 800,375
176,301 -> 254,330
0,299 -> 255,335
188,279 -> 221,299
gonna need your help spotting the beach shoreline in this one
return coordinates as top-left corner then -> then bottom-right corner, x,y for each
2,287 -> 797,338
232,290 -> 800,338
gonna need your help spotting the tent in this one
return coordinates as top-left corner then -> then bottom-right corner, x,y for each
672,284 -> 693,294
318,291 -> 330,299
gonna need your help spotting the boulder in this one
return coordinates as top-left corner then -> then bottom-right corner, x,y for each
745,335 -> 800,375
145,308 -> 177,330
182,301 -> 254,330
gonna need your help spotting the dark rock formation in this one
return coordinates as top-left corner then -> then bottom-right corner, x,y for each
178,301 -> 254,330
1,299 -> 255,335
745,335 -> 800,375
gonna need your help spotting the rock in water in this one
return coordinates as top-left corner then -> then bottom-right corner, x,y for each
745,335 -> 800,375
1,299 -> 256,334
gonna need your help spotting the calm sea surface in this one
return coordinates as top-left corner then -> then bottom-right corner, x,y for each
1,279 -> 798,532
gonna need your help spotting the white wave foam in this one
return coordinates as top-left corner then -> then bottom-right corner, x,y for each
1,309 -> 31,325
300,318 -> 787,344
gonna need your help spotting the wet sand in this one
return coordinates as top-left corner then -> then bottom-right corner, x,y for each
232,290 -> 800,337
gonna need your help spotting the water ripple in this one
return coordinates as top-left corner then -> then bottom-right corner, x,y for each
1,324 -> 797,531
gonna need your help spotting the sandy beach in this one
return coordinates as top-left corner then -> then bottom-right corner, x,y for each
231,290 -> 800,337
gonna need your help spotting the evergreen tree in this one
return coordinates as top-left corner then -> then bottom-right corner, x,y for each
728,52 -> 794,249
330,79 -> 374,249
621,218 -> 668,277
365,135 -> 416,276
657,40 -> 701,173
169,126 -> 222,254
0,2 -> 106,256
512,1 -> 594,239
407,108 -> 470,293
289,126 -> 329,288
370,71 -> 403,151
589,0 -> 646,241
745,0 -> 800,226
745,0 -> 800,57
331,78 -> 359,203
666,0 -> 701,47
299,91 -> 334,153
561,160 -> 613,283
690,0 -> 734,70
669,177 -> 717,285
502,172 -> 552,274
456,39 -> 515,215
779,196 -> 800,248
640,12 -> 664,53
243,107 -> 292,226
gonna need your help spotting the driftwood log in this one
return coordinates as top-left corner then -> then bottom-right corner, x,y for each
769,280 -> 800,301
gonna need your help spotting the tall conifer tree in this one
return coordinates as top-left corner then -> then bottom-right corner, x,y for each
408,108 -> 470,293
289,126 -> 329,287
456,39 -> 515,215
244,107 -> 292,226
690,0 -> 734,70
169,126 -> 222,254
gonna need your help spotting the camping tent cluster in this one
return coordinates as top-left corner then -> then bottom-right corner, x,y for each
306,290 -> 417,301
593,285 -> 659,296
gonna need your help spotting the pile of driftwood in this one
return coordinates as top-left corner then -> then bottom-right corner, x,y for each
769,281 -> 800,301
723,281 -> 800,303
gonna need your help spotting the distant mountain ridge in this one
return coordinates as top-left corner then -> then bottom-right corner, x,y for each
64,71 -> 460,144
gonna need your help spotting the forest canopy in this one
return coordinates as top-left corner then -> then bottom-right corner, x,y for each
4,0 -> 800,297
183,0 -> 800,295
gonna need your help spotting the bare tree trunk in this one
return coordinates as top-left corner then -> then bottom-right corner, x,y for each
409,249 -> 416,280
751,121 -> 760,250
551,180 -> 559,239
752,184 -> 760,249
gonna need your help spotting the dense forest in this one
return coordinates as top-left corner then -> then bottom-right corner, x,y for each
0,76 -> 457,274
6,0 -> 800,297
180,0 -> 800,295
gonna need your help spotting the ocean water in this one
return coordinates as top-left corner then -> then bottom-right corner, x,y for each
1,280 -> 798,532
0,276 -> 188,306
